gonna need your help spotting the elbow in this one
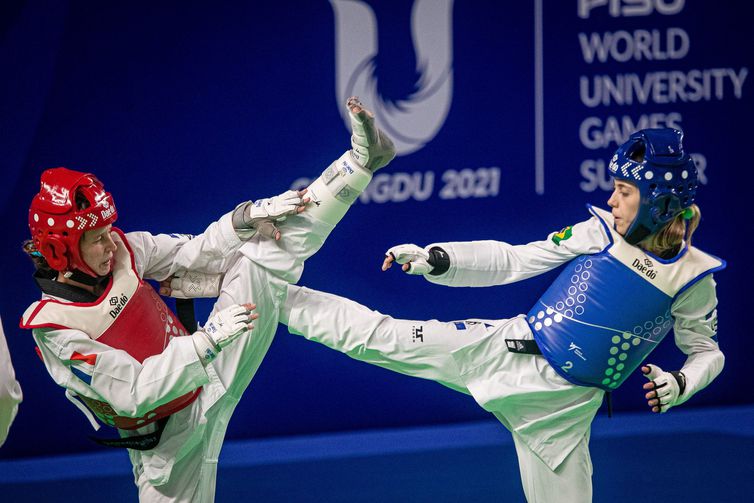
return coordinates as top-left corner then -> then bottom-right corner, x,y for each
112,396 -> 162,419
105,401 -> 140,419
105,389 -> 144,418
96,378 -> 151,419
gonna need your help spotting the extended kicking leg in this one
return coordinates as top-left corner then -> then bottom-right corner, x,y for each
303,96 -> 395,226
234,97 -> 395,283
282,285 -> 492,393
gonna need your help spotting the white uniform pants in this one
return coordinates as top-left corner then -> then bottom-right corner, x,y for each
283,285 -> 595,503
135,209 -> 339,502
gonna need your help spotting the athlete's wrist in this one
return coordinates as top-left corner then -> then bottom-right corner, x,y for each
670,370 -> 686,395
427,246 -> 450,275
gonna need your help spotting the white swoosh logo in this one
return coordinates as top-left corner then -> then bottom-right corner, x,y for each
332,0 -> 454,156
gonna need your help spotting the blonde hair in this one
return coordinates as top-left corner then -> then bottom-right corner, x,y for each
639,204 -> 701,258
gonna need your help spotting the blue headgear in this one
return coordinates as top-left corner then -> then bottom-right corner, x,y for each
609,128 -> 698,244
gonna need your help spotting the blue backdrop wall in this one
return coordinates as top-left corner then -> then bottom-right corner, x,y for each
1,0 -> 751,458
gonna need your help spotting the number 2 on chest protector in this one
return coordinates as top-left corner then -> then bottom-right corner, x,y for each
562,361 -> 574,372
439,167 -> 500,200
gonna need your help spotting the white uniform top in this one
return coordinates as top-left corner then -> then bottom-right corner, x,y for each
30,213 -> 244,483
0,316 -> 23,447
425,208 -> 723,469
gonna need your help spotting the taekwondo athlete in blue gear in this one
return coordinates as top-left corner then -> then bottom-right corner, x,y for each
529,129 -> 723,391
270,127 -> 726,502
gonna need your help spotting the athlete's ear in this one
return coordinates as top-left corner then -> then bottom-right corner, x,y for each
42,238 -> 70,272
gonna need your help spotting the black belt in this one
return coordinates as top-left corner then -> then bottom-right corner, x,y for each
90,417 -> 169,450
505,338 -> 542,355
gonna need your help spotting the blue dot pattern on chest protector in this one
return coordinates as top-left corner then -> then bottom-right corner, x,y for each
527,252 -> 673,391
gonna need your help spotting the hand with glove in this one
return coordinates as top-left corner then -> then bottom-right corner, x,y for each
382,244 -> 450,276
159,271 -> 223,298
191,303 -> 258,365
641,364 -> 687,413
232,189 -> 309,240
346,96 -> 395,172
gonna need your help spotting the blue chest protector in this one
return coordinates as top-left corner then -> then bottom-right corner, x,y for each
527,206 -> 724,391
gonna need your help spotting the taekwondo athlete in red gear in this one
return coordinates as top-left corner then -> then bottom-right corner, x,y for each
20,97 -> 395,502
279,128 -> 725,503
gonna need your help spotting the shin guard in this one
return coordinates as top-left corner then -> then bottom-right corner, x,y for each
305,151 -> 372,226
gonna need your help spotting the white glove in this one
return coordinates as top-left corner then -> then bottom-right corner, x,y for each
232,189 -> 307,240
162,271 -> 222,299
383,244 -> 434,275
642,364 -> 686,413
346,96 -> 395,172
191,304 -> 255,365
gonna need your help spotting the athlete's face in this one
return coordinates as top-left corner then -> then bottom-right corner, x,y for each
80,225 -> 117,276
607,180 -> 640,236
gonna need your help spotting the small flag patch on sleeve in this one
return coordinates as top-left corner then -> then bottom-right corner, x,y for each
70,366 -> 93,385
67,351 -> 97,385
70,351 -> 97,366
552,226 -> 573,245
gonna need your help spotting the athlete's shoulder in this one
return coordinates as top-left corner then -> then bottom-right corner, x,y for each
585,205 -> 615,232
547,206 -> 610,253
683,245 -> 726,278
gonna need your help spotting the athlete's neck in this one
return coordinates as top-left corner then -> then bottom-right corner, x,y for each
57,272 -> 97,294
57,268 -> 111,296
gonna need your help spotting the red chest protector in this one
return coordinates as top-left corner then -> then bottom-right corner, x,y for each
21,229 -> 201,429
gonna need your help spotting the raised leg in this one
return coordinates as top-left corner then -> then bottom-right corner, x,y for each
236,98 -> 395,284
282,285 -> 492,393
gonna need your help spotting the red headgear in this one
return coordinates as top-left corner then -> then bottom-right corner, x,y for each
29,168 -> 118,277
